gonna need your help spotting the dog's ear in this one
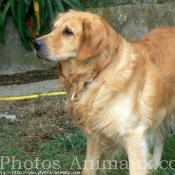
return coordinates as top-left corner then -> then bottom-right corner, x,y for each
77,18 -> 108,61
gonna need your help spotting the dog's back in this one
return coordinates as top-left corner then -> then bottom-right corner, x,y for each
133,26 -> 175,122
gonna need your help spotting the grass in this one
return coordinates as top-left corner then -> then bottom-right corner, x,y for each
0,96 -> 175,174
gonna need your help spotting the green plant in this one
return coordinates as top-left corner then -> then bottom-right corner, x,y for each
0,0 -> 85,51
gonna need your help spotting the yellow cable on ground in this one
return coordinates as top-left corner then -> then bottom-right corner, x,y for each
0,92 -> 67,101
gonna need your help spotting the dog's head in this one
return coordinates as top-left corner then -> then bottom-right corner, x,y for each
34,10 -> 109,62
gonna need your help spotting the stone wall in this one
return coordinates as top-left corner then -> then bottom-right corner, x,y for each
0,17 -> 55,75
89,3 -> 175,40
1,3 -> 175,75
81,0 -> 175,8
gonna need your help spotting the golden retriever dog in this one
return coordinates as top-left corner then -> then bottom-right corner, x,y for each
34,10 -> 175,175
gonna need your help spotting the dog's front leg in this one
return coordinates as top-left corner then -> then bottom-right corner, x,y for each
125,128 -> 150,175
152,131 -> 165,168
82,136 -> 102,175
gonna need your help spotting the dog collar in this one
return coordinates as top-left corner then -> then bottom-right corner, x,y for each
71,67 -> 109,100
71,70 -> 101,101
86,70 -> 101,83
71,50 -> 117,101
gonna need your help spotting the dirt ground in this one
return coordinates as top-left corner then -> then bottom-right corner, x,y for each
0,96 -> 78,156
0,69 -> 58,86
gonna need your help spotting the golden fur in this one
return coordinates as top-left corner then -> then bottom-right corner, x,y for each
35,10 -> 175,175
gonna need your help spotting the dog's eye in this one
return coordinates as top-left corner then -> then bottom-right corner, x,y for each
63,28 -> 73,36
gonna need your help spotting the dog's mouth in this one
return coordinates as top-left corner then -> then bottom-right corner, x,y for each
39,57 -> 56,62
35,49 -> 66,62
35,50 -> 54,62
35,50 -> 55,62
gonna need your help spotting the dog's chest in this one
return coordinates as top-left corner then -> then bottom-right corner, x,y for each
98,92 -> 138,138
74,84 -> 139,138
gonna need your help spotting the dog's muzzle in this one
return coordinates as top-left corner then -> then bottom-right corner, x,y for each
34,39 -> 44,51
34,39 -> 49,60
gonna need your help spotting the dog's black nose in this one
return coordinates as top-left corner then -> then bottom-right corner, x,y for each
34,39 -> 44,51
